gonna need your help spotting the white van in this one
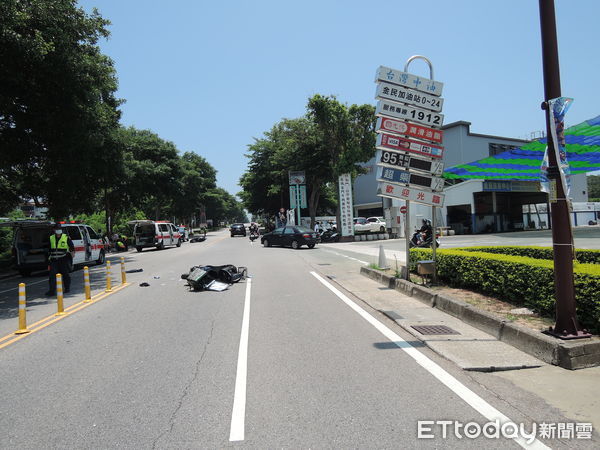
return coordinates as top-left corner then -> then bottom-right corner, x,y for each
128,220 -> 182,252
0,220 -> 106,276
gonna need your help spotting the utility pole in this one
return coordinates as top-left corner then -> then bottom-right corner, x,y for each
538,0 -> 590,339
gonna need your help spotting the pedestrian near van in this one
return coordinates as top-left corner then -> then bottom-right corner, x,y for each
276,208 -> 287,228
46,223 -> 75,296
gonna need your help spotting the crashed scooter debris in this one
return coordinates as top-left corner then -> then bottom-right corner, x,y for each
181,264 -> 247,291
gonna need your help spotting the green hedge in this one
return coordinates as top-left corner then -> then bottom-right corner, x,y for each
410,248 -> 600,334
455,245 -> 600,265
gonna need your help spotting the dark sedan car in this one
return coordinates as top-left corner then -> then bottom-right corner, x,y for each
230,223 -> 246,237
260,226 -> 318,249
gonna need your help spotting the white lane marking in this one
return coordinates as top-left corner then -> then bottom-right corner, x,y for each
322,249 -> 369,265
229,277 -> 252,442
310,271 -> 549,450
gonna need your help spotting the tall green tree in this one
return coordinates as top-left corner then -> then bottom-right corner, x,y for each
115,127 -> 182,222
172,152 -> 217,223
240,95 -> 376,228
239,131 -> 286,217
0,0 -> 122,218
203,188 -> 246,224
306,94 -> 376,227
269,118 -> 331,225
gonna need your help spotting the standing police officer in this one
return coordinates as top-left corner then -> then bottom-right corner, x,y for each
46,223 -> 75,296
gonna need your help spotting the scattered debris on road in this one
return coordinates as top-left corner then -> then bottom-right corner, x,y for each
181,264 -> 247,291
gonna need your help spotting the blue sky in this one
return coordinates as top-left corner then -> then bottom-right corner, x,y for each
79,0 -> 599,195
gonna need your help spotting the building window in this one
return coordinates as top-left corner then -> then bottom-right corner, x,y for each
489,143 -> 516,156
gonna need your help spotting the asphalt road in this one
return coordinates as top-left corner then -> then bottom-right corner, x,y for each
0,229 -> 595,448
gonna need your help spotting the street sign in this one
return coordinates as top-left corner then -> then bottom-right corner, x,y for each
375,66 -> 443,96
377,149 -> 444,176
289,185 -> 307,208
338,173 -> 354,236
374,58 -> 446,210
377,182 -> 445,207
377,166 -> 444,192
376,100 -> 444,128
376,133 -> 444,159
400,205 -> 407,214
289,171 -> 305,185
376,117 -> 443,144
375,81 -> 443,112
299,185 -> 307,208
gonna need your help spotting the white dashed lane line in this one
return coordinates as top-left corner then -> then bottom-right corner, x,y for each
322,249 -> 369,265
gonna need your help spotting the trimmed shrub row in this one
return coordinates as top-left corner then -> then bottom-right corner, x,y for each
410,248 -> 600,334
455,245 -> 600,265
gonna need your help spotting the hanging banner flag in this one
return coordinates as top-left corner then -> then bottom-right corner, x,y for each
549,97 -> 573,198
540,97 -> 573,197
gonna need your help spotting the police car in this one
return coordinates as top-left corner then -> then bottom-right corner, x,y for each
128,220 -> 182,252
0,220 -> 106,276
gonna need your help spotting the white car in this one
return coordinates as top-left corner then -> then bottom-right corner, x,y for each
353,217 -> 370,233
366,217 -> 387,233
354,216 -> 387,233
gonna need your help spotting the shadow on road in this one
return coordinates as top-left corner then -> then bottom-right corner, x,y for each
373,341 -> 426,349
0,269 -> 124,321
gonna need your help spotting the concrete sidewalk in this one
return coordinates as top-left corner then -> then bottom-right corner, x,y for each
327,266 -> 600,431
333,268 -> 542,372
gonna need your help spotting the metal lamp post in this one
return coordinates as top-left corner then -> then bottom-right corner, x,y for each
538,0 -> 590,339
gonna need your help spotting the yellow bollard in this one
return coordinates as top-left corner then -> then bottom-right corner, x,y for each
105,260 -> 112,292
15,283 -> 30,334
55,274 -> 65,316
83,266 -> 92,302
120,257 -> 126,284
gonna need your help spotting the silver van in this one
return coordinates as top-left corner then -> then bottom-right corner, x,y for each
128,220 -> 182,252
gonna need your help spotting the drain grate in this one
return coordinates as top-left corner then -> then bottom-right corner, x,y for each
411,325 -> 460,335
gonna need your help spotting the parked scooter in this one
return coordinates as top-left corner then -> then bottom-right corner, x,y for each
319,228 -> 340,243
409,229 -> 440,248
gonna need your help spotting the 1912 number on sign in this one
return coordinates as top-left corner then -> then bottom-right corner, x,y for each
375,100 -> 444,127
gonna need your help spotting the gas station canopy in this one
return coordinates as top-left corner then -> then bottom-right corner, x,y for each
444,115 -> 600,180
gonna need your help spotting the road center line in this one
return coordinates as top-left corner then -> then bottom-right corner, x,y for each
310,271 -> 549,450
229,277 -> 252,442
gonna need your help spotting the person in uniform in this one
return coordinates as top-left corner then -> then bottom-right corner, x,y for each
46,223 -> 75,296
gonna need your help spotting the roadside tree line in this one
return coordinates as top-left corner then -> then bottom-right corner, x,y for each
239,94 -> 377,228
0,0 -> 245,234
